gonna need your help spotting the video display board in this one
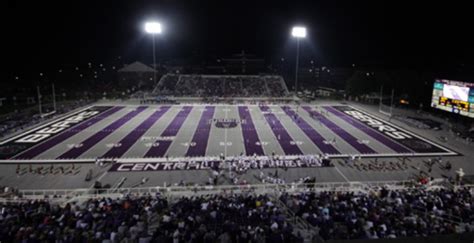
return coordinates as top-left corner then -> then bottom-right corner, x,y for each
431,79 -> 474,118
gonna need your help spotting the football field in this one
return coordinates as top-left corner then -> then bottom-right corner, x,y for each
0,104 -> 457,162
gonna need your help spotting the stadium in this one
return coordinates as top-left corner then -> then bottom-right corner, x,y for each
2,1 -> 474,242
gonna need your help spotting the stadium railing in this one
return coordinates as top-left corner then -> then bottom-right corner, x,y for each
13,180 -> 417,201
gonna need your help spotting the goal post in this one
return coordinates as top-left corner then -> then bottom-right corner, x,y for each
378,86 -> 395,118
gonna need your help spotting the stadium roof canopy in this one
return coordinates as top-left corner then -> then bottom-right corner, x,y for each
118,61 -> 155,73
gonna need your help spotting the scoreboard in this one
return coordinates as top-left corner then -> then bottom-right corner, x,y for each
438,97 -> 469,112
431,79 -> 474,118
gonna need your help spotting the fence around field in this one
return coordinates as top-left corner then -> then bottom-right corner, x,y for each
5,180 -> 472,204
13,180 -> 417,200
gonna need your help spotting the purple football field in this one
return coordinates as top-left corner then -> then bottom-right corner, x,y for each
0,104 -> 457,162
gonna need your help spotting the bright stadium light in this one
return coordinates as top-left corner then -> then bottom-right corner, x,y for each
292,26 -> 307,38
145,22 -> 162,34
144,21 -> 163,85
291,26 -> 307,95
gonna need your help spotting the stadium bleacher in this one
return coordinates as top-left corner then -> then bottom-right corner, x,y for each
153,74 -> 289,97
281,187 -> 474,240
0,183 -> 472,242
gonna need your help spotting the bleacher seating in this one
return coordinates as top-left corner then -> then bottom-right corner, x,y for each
153,74 -> 289,97
280,187 -> 474,240
0,193 -> 302,242
1,184 -> 472,242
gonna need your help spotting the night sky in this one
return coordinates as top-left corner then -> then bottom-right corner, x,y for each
6,0 -> 474,76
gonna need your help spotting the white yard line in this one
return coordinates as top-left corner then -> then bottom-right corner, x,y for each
224,105 -> 228,157
334,165 -> 350,182
275,106 -> 306,152
96,170 -> 108,181
88,170 -> 108,189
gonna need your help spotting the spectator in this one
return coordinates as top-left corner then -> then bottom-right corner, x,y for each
280,187 -> 474,240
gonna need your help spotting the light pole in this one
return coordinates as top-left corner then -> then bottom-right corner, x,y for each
38,73 -> 44,118
37,86 -> 42,117
144,21 -> 162,85
52,83 -> 56,112
291,26 -> 307,96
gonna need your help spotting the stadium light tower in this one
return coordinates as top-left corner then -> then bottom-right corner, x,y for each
144,21 -> 162,85
291,26 -> 306,96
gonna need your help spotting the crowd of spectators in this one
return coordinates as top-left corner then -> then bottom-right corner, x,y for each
281,187 -> 474,240
264,76 -> 288,97
154,194 -> 300,242
240,77 -> 266,97
0,194 -> 164,242
1,185 -> 472,242
153,74 -> 289,97
152,74 -> 179,95
0,193 -> 302,243
223,77 -> 242,96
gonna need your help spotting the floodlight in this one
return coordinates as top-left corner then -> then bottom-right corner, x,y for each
291,26 -> 307,95
292,26 -> 307,38
145,22 -> 162,34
